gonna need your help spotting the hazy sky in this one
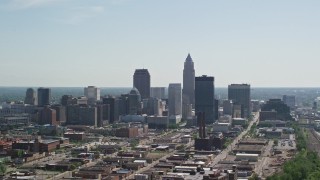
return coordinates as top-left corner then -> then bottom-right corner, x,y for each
0,0 -> 319,87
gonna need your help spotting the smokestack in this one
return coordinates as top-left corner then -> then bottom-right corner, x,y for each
198,112 -> 203,139
202,112 -> 206,138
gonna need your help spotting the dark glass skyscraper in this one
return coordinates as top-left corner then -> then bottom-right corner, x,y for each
183,54 -> 195,106
195,75 -> 215,124
228,84 -> 251,118
37,88 -> 51,106
133,69 -> 150,99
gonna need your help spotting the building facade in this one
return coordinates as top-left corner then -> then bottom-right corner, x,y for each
84,86 -> 100,105
37,88 -> 51,106
182,54 -> 195,119
283,95 -> 296,109
38,106 -> 58,125
195,75 -> 215,124
133,69 -> 151,99
228,84 -> 251,118
25,88 -> 37,105
150,87 -> 166,99
168,83 -> 182,116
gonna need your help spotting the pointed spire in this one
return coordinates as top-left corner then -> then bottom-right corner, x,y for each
186,53 -> 193,62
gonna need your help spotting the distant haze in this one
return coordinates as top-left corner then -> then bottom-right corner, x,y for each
0,0 -> 319,87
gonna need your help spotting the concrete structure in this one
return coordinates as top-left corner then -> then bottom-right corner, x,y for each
84,86 -> 100,105
228,84 -> 251,118
143,98 -> 164,116
128,87 -> 142,115
212,122 -> 230,133
24,88 -> 37,105
169,115 -> 182,125
219,115 -> 232,124
223,100 -> 233,116
168,83 -> 182,116
195,75 -> 215,124
102,96 -> 115,123
133,69 -> 151,99
258,120 -> 286,127
182,54 -> 195,111
283,95 -> 296,109
0,115 -> 30,126
77,96 -> 88,105
260,110 -> 277,121
61,95 -> 74,106
51,105 -> 66,124
233,145 -> 264,155
232,118 -> 248,126
265,128 -> 283,138
115,127 -> 139,138
38,106 -> 58,125
150,87 -> 166,99
37,87 -> 51,106
120,115 -> 146,123
66,105 -> 97,126
235,153 -> 259,162
64,132 -> 86,141
147,116 -> 168,129
233,104 -> 242,118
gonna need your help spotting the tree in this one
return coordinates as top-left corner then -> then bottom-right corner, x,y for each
0,163 -> 7,176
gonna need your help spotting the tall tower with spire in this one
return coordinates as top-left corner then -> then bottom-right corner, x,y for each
182,54 -> 195,119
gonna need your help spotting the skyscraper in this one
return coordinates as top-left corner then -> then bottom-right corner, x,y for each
128,87 -> 142,115
183,54 -> 195,119
150,87 -> 166,99
37,88 -> 51,106
228,84 -> 251,118
195,75 -> 215,124
102,96 -> 115,124
25,88 -> 37,105
168,83 -> 182,116
133,69 -> 150,99
84,86 -> 100,105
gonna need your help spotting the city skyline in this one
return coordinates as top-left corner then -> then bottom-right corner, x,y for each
1,0 -> 320,87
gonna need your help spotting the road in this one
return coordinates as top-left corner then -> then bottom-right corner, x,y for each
209,112 -> 260,167
254,140 -> 273,177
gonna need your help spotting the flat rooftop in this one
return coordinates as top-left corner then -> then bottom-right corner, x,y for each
234,145 -> 264,152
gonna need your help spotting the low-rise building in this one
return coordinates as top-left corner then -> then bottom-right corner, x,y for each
147,116 -> 169,129
212,123 -> 230,133
115,127 -> 139,138
232,118 -> 247,126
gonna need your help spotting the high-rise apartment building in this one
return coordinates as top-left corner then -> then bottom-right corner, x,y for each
133,69 -> 150,99
228,84 -> 251,118
84,86 -> 100,105
150,87 -> 166,99
183,54 -> 195,120
25,88 -> 37,105
195,75 -> 215,124
168,83 -> 182,116
37,88 -> 51,106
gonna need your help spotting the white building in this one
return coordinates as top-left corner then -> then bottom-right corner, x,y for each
84,86 -> 100,104
235,153 -> 259,162
168,83 -> 182,116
